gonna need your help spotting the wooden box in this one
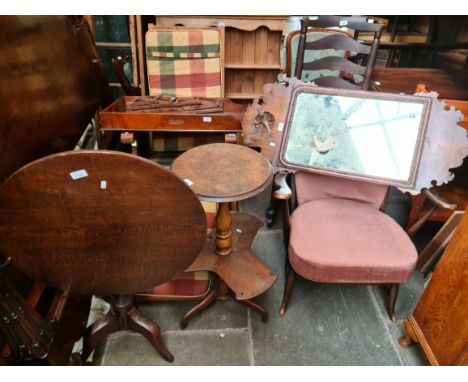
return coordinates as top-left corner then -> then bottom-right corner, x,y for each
99,96 -> 244,133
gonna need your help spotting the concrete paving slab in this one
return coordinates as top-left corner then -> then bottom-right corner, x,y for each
137,299 -> 248,332
387,319 -> 428,366
98,329 -> 252,366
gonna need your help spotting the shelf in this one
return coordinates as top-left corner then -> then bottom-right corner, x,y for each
225,64 -> 282,70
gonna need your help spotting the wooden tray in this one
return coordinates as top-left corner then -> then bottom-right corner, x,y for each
100,96 -> 244,133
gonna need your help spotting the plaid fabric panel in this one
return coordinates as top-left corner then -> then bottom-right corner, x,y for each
146,29 -> 220,57
149,202 -> 217,298
150,271 -> 210,298
146,28 -> 222,98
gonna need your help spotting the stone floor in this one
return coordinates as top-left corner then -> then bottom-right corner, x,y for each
92,186 -> 429,366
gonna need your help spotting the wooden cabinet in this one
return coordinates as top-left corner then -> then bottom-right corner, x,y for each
399,208 -> 468,365
157,16 -> 287,100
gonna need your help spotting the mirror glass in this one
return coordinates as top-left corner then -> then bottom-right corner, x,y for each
281,88 -> 430,186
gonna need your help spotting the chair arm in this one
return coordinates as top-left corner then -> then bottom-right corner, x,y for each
273,172 -> 292,200
422,188 -> 457,210
111,55 -> 141,96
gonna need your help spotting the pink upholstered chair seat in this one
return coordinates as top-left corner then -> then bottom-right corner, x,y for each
289,198 -> 417,284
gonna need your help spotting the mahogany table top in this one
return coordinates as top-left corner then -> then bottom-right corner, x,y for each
0,151 -> 207,296
171,143 -> 273,203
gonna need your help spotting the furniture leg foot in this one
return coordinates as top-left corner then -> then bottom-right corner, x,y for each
399,317 -> 419,349
127,307 -> 174,363
180,287 -> 217,330
82,311 -> 119,363
238,299 -> 269,322
398,335 -> 415,348
279,269 -> 295,316
68,352 -> 84,366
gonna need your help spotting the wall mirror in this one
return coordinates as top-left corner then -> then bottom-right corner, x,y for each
278,85 -> 432,188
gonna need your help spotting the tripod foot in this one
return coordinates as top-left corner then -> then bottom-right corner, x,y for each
127,308 -> 174,363
180,288 -> 217,329
238,299 -> 268,322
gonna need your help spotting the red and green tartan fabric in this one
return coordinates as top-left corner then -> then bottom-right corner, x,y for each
146,27 -> 222,98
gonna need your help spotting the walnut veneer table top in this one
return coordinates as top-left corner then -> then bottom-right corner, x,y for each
171,143 -> 273,203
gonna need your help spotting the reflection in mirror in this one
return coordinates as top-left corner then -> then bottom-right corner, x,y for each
282,88 -> 430,186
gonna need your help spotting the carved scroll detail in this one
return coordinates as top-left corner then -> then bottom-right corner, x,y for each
399,92 -> 468,195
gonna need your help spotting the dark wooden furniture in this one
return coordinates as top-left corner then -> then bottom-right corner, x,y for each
380,40 -> 468,69
372,68 -> 468,101
171,143 -> 277,328
100,96 -> 244,134
294,16 -> 384,90
0,150 -> 208,363
415,211 -> 464,273
0,15 -> 110,184
99,95 -> 244,157
0,15 -> 111,365
399,207 -> 468,365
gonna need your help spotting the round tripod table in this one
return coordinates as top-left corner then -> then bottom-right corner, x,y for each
0,150 -> 207,363
171,143 -> 277,328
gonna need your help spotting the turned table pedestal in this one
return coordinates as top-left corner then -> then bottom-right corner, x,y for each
171,143 -> 277,328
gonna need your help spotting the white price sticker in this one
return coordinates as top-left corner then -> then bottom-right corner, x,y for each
203,116 -> 212,123
69,169 -> 88,180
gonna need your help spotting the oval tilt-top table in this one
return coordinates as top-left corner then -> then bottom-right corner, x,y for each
0,150 -> 207,363
171,143 -> 277,328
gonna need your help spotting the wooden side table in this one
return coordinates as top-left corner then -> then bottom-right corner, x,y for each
171,143 -> 277,328
0,151 -> 207,363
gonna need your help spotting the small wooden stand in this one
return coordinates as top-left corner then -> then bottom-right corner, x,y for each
180,212 -> 276,328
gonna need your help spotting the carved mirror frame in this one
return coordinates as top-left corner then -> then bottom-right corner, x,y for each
276,84 -> 432,189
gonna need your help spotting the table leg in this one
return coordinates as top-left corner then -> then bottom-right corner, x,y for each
180,213 -> 276,329
215,202 -> 233,256
82,295 -> 173,363
179,275 -> 269,329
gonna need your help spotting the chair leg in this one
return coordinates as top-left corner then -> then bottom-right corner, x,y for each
387,284 -> 400,322
279,264 -> 295,316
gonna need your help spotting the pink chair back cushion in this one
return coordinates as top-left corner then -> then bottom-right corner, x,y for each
295,171 -> 388,209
